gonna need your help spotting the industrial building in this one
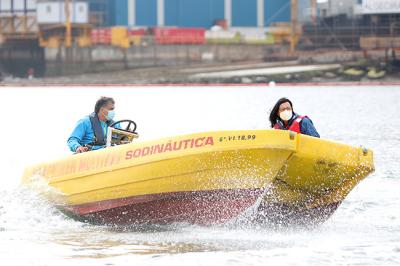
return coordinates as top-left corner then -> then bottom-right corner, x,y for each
89,0 -> 315,28
0,0 -> 314,29
301,0 -> 400,50
1,0 -> 312,51
318,0 -> 361,18
2,0 -> 399,78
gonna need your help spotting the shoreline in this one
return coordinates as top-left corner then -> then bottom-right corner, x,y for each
1,60 -> 400,86
2,81 -> 400,87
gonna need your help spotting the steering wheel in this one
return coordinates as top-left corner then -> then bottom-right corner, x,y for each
110,120 -> 137,133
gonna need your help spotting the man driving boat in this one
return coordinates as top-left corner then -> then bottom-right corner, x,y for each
67,97 -> 117,153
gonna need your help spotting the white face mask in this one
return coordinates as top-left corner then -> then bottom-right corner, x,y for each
279,110 -> 293,121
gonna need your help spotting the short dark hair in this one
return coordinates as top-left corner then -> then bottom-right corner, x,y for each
95,96 -> 114,114
269,97 -> 293,128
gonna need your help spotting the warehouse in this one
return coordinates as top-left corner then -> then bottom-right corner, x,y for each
0,0 -> 312,28
88,0 -> 306,28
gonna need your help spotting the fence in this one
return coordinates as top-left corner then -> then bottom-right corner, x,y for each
90,27 -> 279,48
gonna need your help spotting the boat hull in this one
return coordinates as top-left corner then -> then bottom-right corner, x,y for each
22,130 -> 374,226
65,188 -> 262,226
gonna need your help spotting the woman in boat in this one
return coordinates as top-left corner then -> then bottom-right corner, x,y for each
269,97 -> 320,138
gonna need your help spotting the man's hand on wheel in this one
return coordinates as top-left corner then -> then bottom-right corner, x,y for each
76,146 -> 89,153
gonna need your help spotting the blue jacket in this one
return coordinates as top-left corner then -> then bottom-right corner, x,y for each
67,116 -> 109,152
299,117 -> 320,138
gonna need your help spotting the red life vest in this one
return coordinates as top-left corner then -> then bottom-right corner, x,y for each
273,116 -> 305,134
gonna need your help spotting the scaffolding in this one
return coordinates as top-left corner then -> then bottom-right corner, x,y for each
36,0 -> 92,48
0,0 -> 38,44
299,13 -> 400,51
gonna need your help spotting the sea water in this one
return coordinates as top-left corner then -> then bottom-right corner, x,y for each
0,85 -> 399,265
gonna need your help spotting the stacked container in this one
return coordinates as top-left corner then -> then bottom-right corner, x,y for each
91,28 -> 112,45
153,28 -> 206,45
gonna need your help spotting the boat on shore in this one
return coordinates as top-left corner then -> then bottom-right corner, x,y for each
342,67 -> 365,80
367,67 -> 386,80
21,130 -> 374,226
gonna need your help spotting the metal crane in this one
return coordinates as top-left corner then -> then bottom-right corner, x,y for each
65,0 -> 72,47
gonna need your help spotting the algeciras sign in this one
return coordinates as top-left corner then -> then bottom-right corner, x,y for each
362,0 -> 400,14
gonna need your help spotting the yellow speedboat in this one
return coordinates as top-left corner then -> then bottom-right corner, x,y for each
21,130 -> 374,226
